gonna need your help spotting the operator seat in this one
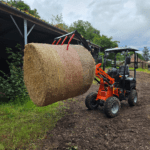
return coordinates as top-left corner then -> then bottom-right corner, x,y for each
119,65 -> 130,77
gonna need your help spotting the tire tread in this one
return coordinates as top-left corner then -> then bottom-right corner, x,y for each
128,89 -> 137,106
85,92 -> 98,110
104,96 -> 121,118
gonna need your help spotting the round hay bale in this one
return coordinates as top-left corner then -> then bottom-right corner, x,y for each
71,45 -> 96,94
23,43 -> 95,107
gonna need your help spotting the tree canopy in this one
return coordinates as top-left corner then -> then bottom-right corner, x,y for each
142,47 -> 150,61
2,0 -> 41,18
49,14 -> 120,57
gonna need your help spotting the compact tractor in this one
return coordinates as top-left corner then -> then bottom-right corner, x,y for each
53,30 -> 139,118
85,47 -> 139,118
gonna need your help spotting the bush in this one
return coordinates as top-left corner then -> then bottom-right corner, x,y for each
106,60 -> 112,67
0,43 -> 29,105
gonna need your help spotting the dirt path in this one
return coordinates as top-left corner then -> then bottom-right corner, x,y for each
29,71 -> 150,150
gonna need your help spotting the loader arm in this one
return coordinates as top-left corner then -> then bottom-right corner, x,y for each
95,63 -> 115,85
53,30 -> 93,53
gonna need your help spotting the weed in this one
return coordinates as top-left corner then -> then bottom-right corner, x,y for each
67,145 -> 78,150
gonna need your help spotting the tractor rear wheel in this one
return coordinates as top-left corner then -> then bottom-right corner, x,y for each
104,96 -> 121,118
85,92 -> 99,110
128,89 -> 138,106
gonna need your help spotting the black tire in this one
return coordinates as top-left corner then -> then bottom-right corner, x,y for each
85,92 -> 99,110
128,89 -> 138,106
104,96 -> 121,118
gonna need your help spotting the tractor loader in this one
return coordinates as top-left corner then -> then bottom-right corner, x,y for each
86,47 -> 139,118
53,30 -> 139,118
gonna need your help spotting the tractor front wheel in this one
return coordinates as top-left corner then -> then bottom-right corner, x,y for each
128,89 -> 138,106
85,92 -> 99,110
104,96 -> 121,118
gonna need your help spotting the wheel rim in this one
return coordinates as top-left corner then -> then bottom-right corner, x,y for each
134,95 -> 137,103
111,102 -> 119,114
91,97 -> 97,107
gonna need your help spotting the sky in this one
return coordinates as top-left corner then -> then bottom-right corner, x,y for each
22,0 -> 150,55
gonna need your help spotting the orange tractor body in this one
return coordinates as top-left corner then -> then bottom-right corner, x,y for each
95,63 -> 125,101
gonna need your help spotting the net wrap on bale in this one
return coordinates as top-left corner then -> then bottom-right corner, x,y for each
23,43 -> 96,106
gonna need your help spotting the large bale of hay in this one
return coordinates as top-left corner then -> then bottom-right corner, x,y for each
23,43 -> 95,107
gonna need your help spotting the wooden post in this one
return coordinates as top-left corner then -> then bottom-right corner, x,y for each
142,62 -> 143,69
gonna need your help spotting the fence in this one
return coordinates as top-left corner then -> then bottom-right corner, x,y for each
128,62 -> 149,69
116,61 -> 149,69
105,58 -> 150,69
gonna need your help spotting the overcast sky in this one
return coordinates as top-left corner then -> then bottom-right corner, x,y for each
23,0 -> 150,54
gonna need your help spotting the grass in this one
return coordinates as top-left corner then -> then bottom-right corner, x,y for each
0,95 -> 77,150
92,76 -> 100,85
0,66 -> 149,150
129,67 -> 150,73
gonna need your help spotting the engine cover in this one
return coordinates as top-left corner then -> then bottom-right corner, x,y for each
119,77 -> 136,90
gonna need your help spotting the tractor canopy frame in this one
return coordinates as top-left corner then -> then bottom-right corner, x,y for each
101,47 -> 139,80
97,47 -> 139,95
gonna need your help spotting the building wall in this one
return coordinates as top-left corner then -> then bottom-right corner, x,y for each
128,54 -> 149,69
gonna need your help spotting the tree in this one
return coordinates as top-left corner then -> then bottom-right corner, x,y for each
49,16 -> 119,56
137,53 -> 145,61
50,13 -> 69,31
51,13 -> 63,25
116,53 -> 123,61
3,0 -> 41,18
142,47 -> 150,61
93,34 -> 119,60
68,20 -> 100,41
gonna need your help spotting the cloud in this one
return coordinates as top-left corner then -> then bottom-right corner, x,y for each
135,0 -> 150,22
24,0 -> 150,52
62,0 -> 93,25
87,1 -> 96,8
137,51 -> 143,54
87,0 -> 150,51
29,0 -> 64,23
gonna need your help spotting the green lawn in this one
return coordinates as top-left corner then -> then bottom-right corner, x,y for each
129,67 -> 150,73
0,96 -> 75,150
